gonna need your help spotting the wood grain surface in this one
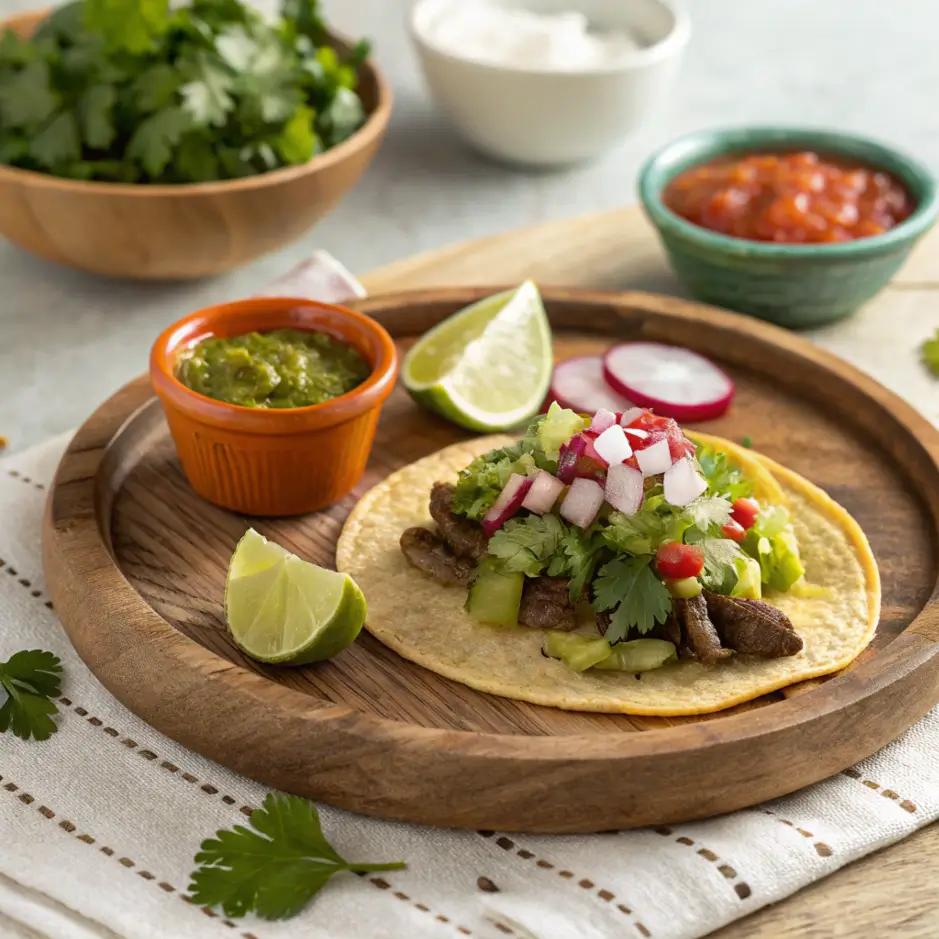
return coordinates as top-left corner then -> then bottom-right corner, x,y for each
0,11 -> 392,280
43,284 -> 939,837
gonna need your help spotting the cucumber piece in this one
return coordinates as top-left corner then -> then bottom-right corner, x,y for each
667,576 -> 702,599
465,562 -> 524,627
731,555 -> 762,599
543,632 -> 612,672
593,638 -> 677,672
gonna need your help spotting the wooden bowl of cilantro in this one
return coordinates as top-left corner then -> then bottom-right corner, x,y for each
0,1 -> 392,279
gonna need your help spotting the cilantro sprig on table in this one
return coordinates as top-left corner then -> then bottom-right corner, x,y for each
0,0 -> 370,183
189,793 -> 405,920
0,649 -> 63,741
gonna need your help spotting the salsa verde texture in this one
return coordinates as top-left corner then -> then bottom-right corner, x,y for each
176,329 -> 371,408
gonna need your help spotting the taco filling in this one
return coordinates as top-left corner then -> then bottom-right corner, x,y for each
337,405 -> 878,715
399,404 -> 808,674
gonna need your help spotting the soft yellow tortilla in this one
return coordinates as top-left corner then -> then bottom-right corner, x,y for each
337,436 -> 880,716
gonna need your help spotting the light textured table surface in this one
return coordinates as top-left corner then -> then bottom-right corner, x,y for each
2,0 -> 939,452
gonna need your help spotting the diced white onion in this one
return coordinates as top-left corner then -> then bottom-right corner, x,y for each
623,427 -> 649,440
560,477 -> 605,529
590,408 -> 617,434
635,438 -> 672,477
605,463 -> 644,516
593,424 -> 633,466
521,471 -> 566,515
619,407 -> 644,426
663,458 -> 708,507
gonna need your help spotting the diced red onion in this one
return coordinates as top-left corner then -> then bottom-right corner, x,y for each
521,471 -> 566,515
593,425 -> 633,467
482,473 -> 533,536
663,458 -> 708,507
635,438 -> 672,477
582,435 -> 606,467
619,407 -> 644,426
605,463 -> 644,516
560,477 -> 606,529
590,409 -> 617,434
556,434 -> 587,483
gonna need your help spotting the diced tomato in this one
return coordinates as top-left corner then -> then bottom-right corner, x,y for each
625,409 -> 695,460
731,497 -> 761,530
720,519 -> 747,543
655,543 -> 705,580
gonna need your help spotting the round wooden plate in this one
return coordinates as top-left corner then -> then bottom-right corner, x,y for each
43,287 -> 939,834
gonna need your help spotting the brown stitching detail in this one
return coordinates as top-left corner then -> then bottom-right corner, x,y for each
222,796 -> 235,805
103,727 -> 119,737
59,697 -> 72,707
240,805 -> 253,816
478,832 -> 647,934
477,877 -> 499,893
38,806 -> 54,819
843,773 -> 918,813
6,470 -> 45,491
370,878 -> 391,889
74,707 -> 88,717
119,857 -> 135,868
18,793 -> 34,805
122,738 -> 138,749
202,785 -> 218,794
4,783 -> 18,792
182,772 -> 199,783
138,871 -> 155,881
458,929 -> 471,936
158,883 -> 175,893
393,891 -> 410,901
366,874 -> 472,934
88,717 -> 102,727
494,924 -> 513,935
59,820 -> 76,833
78,834 -> 95,845
659,826 -> 748,901
415,904 -> 430,912
45,601 -> 53,610
100,847 -> 114,857
202,907 -> 218,918
162,761 -> 178,772
139,750 -> 158,761
437,915 -> 450,924
763,809 -> 836,860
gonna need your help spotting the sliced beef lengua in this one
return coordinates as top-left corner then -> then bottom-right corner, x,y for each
429,482 -> 489,561
669,595 -> 732,665
704,591 -> 803,658
400,527 -> 475,587
519,577 -> 577,631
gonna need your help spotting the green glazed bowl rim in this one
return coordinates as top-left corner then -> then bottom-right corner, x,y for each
638,125 -> 939,259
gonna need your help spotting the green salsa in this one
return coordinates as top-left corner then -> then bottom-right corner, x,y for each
176,328 -> 371,409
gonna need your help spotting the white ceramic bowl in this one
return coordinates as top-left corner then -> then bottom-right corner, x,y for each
409,0 -> 690,167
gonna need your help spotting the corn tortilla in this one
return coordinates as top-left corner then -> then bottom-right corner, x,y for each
337,436 -> 880,716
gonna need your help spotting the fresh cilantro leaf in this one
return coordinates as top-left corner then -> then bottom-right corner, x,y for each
188,792 -> 405,921
175,133 -> 220,182
602,509 -> 670,556
133,64 -> 181,113
488,514 -> 567,577
215,25 -> 260,72
0,650 -> 63,742
127,106 -> 191,177
282,0 -> 327,42
83,0 -> 169,54
273,104 -> 318,164
30,112 -> 81,169
77,85 -> 116,149
552,526 -> 606,601
0,135 -> 29,164
0,60 -> 59,130
922,329 -> 939,377
741,436 -> 753,449
685,533 -> 742,594
683,495 -> 733,533
696,444 -> 755,501
592,557 -> 672,641
318,86 -> 364,146
451,440 -> 544,521
32,2 -> 85,43
0,28 -> 33,67
181,54 -> 235,128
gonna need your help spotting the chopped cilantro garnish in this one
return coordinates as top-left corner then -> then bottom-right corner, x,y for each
591,556 -> 672,641
696,444 -> 755,501
741,436 -> 753,449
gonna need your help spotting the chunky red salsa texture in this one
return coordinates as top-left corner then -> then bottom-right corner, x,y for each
662,151 -> 914,244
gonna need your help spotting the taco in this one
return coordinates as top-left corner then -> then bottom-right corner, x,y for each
337,405 -> 880,715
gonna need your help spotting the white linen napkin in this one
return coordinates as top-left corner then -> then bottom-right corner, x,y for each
2,257 -> 939,939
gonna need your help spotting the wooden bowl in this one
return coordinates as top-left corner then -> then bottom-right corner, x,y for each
0,11 -> 393,280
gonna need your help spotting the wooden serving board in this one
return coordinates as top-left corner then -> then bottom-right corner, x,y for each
43,277 -> 939,833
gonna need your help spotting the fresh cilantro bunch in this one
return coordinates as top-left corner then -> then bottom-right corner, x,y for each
0,649 -> 64,741
189,792 -> 405,920
0,0 -> 370,183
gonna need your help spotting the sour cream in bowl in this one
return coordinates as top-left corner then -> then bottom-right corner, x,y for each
409,0 -> 690,167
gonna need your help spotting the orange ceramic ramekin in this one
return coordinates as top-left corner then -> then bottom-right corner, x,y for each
150,297 -> 398,517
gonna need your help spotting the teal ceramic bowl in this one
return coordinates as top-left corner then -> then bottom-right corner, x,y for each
638,126 -> 939,328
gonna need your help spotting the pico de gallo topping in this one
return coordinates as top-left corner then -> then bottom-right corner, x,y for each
662,151 -> 914,244
399,403 -> 809,674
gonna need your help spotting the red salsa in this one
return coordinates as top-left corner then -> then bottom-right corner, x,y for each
662,151 -> 914,244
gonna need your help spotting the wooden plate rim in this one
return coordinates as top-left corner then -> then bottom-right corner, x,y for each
42,287 -> 939,827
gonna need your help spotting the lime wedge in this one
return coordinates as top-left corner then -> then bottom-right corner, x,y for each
402,280 -> 552,431
225,529 -> 366,665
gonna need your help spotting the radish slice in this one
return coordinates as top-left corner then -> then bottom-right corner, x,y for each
482,474 -> 532,536
556,434 -> 586,483
549,356 -> 633,414
619,406 -> 644,426
635,438 -> 672,477
605,463 -> 644,516
590,409 -> 617,434
593,425 -> 633,467
560,478 -> 605,529
522,471 -> 565,515
603,343 -> 735,422
663,458 -> 708,507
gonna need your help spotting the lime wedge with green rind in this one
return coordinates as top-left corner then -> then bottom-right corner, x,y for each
225,529 -> 366,665
402,280 -> 552,432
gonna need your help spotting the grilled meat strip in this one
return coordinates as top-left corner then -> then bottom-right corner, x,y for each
400,527 -> 475,587
704,591 -> 803,658
430,482 -> 489,561
669,595 -> 732,665
519,578 -> 577,631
